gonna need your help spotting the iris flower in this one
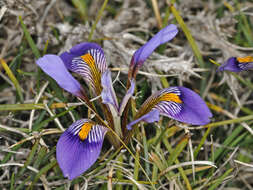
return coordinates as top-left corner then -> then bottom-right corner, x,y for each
217,56 -> 253,72
36,24 -> 212,180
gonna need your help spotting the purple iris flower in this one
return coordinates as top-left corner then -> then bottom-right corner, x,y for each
127,87 -> 212,130
36,24 -> 212,180
217,56 -> 253,72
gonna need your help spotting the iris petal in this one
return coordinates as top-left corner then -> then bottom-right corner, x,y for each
217,57 -> 241,72
129,24 -> 178,78
119,80 -> 135,115
60,42 -> 107,94
217,56 -> 253,72
127,109 -> 160,130
237,56 -> 253,70
60,42 -> 107,73
56,119 -> 107,180
101,70 -> 119,114
157,87 -> 212,125
133,87 -> 212,128
36,55 -> 83,98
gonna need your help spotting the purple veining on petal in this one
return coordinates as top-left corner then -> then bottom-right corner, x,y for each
56,119 -> 107,180
60,42 -> 107,74
36,54 -> 83,98
60,42 -> 107,94
127,109 -> 160,130
154,87 -> 182,117
157,87 -> 212,125
238,62 -> 253,70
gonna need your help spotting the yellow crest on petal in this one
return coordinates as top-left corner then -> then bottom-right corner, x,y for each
79,122 -> 93,141
81,53 -> 96,70
81,53 -> 102,94
159,93 -> 182,103
237,56 -> 253,63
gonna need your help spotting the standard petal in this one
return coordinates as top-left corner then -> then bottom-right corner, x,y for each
127,109 -> 160,130
101,70 -> 119,114
56,119 -> 108,180
60,43 -> 107,94
136,87 -> 212,126
129,24 -> 178,78
36,54 -> 83,98
119,80 -> 135,115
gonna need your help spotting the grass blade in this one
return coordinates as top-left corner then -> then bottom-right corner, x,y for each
0,58 -> 24,102
17,139 -> 39,177
116,154 -> 123,190
19,16 -> 40,59
170,3 -> 207,94
163,138 -> 192,190
207,168 -> 233,190
0,102 -> 72,111
170,4 -> 204,68
88,0 -> 109,41
133,145 -> 140,190
33,146 -> 48,169
33,106 -> 76,131
72,0 -> 87,22
29,160 -> 57,190
167,134 -> 189,166
10,172 -> 15,190
194,126 -> 211,159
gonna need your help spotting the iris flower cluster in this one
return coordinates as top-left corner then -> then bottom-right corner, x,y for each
36,24 -> 212,180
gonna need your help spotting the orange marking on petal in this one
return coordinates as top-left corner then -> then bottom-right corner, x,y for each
81,53 -> 102,94
159,93 -> 182,103
237,56 -> 253,63
78,122 -> 93,141
81,53 -> 96,69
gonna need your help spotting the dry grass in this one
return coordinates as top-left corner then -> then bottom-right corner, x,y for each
1,0 -> 253,189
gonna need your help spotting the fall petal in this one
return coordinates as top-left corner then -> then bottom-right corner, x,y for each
136,87 -> 212,126
56,119 -> 107,180
60,42 -> 107,73
60,42 -> 107,93
155,87 -> 212,125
